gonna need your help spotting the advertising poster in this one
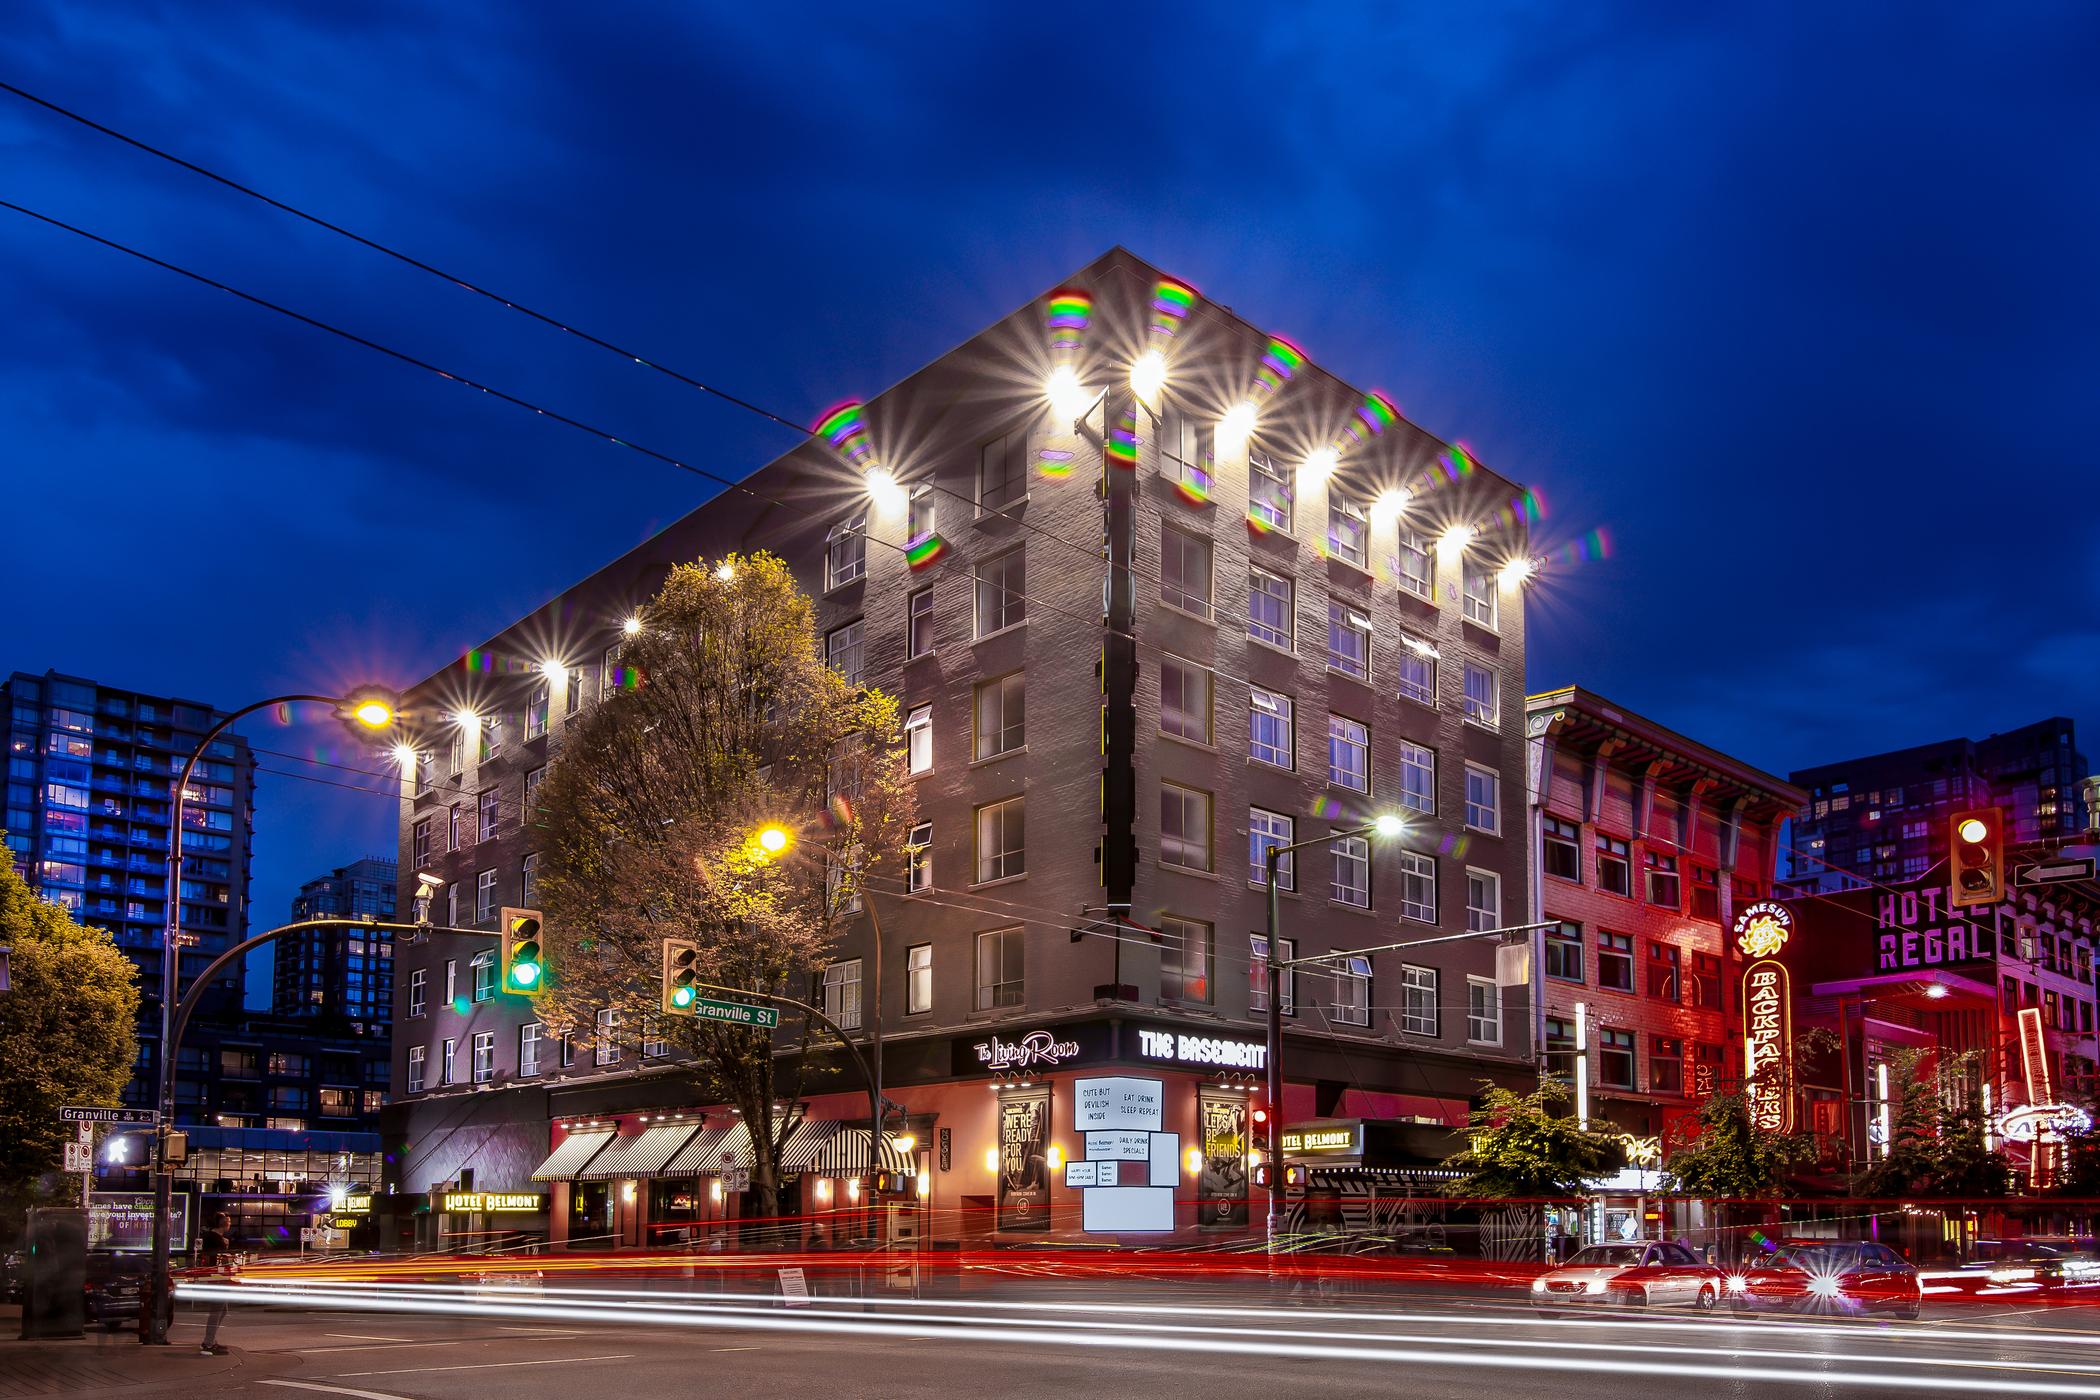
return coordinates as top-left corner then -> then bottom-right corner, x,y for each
996,1085 -> 1052,1231
1196,1090 -> 1249,1229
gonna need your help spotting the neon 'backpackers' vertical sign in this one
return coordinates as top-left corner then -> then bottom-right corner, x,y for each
1744,960 -> 1793,1133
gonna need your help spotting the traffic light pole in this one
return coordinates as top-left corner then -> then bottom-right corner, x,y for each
687,980 -> 886,1178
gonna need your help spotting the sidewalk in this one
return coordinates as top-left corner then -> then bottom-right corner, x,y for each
0,1306 -> 277,1394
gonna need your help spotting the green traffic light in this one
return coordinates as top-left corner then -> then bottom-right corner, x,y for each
510,961 -> 542,989
672,985 -> 695,1008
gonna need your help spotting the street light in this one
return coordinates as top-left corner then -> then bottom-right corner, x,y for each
754,824 -> 793,858
144,685 -> 400,1345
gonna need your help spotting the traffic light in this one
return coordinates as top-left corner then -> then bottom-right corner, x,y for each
1250,1105 -> 1270,1132
1283,1164 -> 1307,1189
662,938 -> 701,1014
1252,1162 -> 1273,1189
500,907 -> 547,996
1949,808 -> 2005,908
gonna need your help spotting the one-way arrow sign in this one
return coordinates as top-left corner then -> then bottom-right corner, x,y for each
2016,857 -> 2096,887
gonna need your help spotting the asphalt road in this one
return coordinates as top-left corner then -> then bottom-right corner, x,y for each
93,1277 -> 2100,1400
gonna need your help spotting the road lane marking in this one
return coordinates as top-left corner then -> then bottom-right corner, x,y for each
335,1353 -> 635,1378
710,1346 -> 759,1352
300,1340 -> 466,1354
261,1382 -> 415,1400
324,1334 -> 412,1341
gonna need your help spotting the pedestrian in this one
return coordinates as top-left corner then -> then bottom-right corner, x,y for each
197,1211 -> 233,1356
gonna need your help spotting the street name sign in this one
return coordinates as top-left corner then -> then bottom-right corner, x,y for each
2016,857 -> 2096,887
61,1106 -> 158,1125
693,997 -> 779,1029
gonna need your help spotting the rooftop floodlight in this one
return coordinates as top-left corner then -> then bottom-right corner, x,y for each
1045,364 -> 1093,423
1129,350 -> 1167,401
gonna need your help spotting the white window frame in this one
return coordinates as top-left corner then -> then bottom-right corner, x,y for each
974,796 -> 1025,883
825,514 -> 868,590
975,926 -> 1024,1010
973,672 -> 1025,760
412,817 -> 431,867
1159,653 -> 1212,744
1247,449 -> 1292,533
1461,554 -> 1497,628
1327,601 -> 1371,681
525,681 -> 549,741
443,959 -> 457,1004
445,882 -> 458,928
907,821 -> 932,893
1464,763 -> 1501,835
1399,741 -> 1436,814
1160,915 -> 1214,1005
1328,714 -> 1370,793
974,550 -> 1026,637
1463,662 -> 1499,728
1247,567 -> 1294,650
1396,525 -> 1432,599
1250,807 -> 1295,891
1332,960 -> 1371,1026
407,967 -> 427,1018
1402,964 -> 1439,1036
979,429 -> 1028,514
441,1038 -> 457,1086
907,585 -> 934,659
594,1007 -> 621,1067
521,851 -> 540,906
1160,782 -> 1213,872
1159,402 -> 1209,490
519,1023 -> 543,1078
1249,688 -> 1294,769
475,869 -> 497,924
907,484 -> 936,548
1330,833 -> 1371,909
1400,850 -> 1438,924
472,1030 -> 496,1083
641,1016 -> 668,1059
1396,634 -> 1438,707
1327,498 -> 1367,568
406,1045 -> 426,1094
1467,976 -> 1502,1045
1466,866 -> 1503,934
524,766 -> 544,817
906,943 -> 933,1015
601,642 -> 623,701
827,619 -> 866,688
906,704 -> 933,774
1251,933 -> 1296,1015
824,959 -> 864,1031
1161,526 -> 1213,619
470,949 -> 495,1003
478,788 -> 500,841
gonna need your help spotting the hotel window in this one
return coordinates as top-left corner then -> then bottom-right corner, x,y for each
1400,964 -> 1438,1036
906,943 -> 933,1015
479,788 -> 501,841
825,514 -> 867,590
1327,498 -> 1367,568
1327,602 -> 1371,681
1599,1028 -> 1636,1089
979,428 -> 1029,514
407,967 -> 427,1017
565,666 -> 583,719
525,681 -> 549,741
1596,834 -> 1632,896
601,642 -> 623,701
560,1033 -> 575,1069
1468,977 -> 1502,1045
521,851 -> 540,907
1396,635 -> 1436,707
1397,524 -> 1432,599
412,817 -> 431,867
974,796 -> 1025,883
908,484 -> 936,550
1460,555 -> 1497,627
470,950 -> 495,1003
445,883 -> 458,928
1249,688 -> 1293,769
826,619 -> 865,688
907,586 -> 934,659
1689,864 -> 1720,921
519,1024 -> 543,1078
975,927 -> 1025,1010
447,730 -> 463,776
1546,921 -> 1584,983
1544,1017 -> 1576,1081
824,959 -> 864,1031
1644,851 -> 1681,908
1247,450 -> 1291,533
1159,654 -> 1212,744
475,869 -> 497,924
906,821 -> 932,894
1250,933 -> 1296,1015
594,1007 -> 621,1067
1332,958 -> 1372,1026
642,1017 -> 668,1060
479,716 -> 503,762
973,673 -> 1025,759
975,550 -> 1026,636
1250,807 -> 1295,890
448,803 -> 461,851
1398,741 -> 1435,814
1160,782 -> 1213,872
1543,815 -> 1581,882
1462,662 -> 1498,727
1651,1037 -> 1685,1094
524,766 -> 544,820
1463,764 -> 1500,834
1328,715 -> 1369,793
406,1045 -> 426,1094
1161,526 -> 1213,619
441,1038 -> 457,1086
1160,915 -> 1214,1004
1247,567 -> 1294,650
472,1031 -> 495,1083
1598,931 -> 1634,991
1160,402 -> 1210,490
1330,833 -> 1370,909
906,704 -> 933,774
1648,941 -> 1681,1001
1691,952 -> 1723,1010
1466,867 -> 1501,933
1399,851 -> 1438,923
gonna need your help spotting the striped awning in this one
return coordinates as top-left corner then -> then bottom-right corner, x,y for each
530,1126 -> 614,1181
776,1119 -> 843,1171
576,1122 -> 702,1181
810,1128 -> 915,1175
660,1125 -> 737,1177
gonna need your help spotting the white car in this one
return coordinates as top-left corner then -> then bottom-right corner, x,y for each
1530,1241 -> 1726,1314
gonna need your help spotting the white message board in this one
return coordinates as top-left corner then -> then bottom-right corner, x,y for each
1085,1130 -> 1152,1161
1074,1076 -> 1164,1132
1081,1186 -> 1176,1233
1063,1161 -> 1098,1187
1148,1132 -> 1180,1188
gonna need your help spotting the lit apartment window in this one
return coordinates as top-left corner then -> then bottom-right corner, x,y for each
406,1045 -> 426,1094
826,514 -> 868,590
595,1007 -> 620,1067
1250,807 -> 1295,890
1462,662 -> 1498,727
975,551 -> 1026,636
1402,964 -> 1438,1036
1250,934 -> 1296,1014
470,950 -> 495,1003
1545,920 -> 1584,983
525,681 -> 549,741
479,789 -> 501,841
1328,715 -> 1369,793
1399,741 -> 1436,814
1466,867 -> 1501,933
407,968 -> 427,1017
472,1031 -> 496,1083
1249,688 -> 1293,769
1644,851 -> 1681,908
1160,782 -> 1212,872
906,704 -> 933,774
1461,555 -> 1497,627
975,927 -> 1024,1009
974,796 -> 1025,883
1327,602 -> 1371,681
1327,499 -> 1367,568
906,821 -> 932,893
1596,834 -> 1632,896
973,673 -> 1025,760
1331,958 -> 1371,1026
1248,568 -> 1293,650
826,619 -> 865,688
1160,915 -> 1213,1004
1399,850 -> 1437,923
1396,525 -> 1431,599
1330,834 -> 1370,908
980,429 -> 1029,514
1463,764 -> 1500,834
907,587 -> 934,659
1247,450 -> 1291,533
1468,977 -> 1501,1045
1542,815 -> 1581,881
824,959 -> 863,1031
1161,526 -> 1213,618
906,943 -> 932,1015
1159,654 -> 1212,744
475,869 -> 496,924
519,1023 -> 542,1077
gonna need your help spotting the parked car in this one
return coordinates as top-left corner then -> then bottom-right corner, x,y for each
1728,1242 -> 1921,1319
83,1251 -> 149,1330
1531,1241 -> 1726,1314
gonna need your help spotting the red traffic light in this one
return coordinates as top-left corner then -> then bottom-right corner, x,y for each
1251,1106 -> 1269,1127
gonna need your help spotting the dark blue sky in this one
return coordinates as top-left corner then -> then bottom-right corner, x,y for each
6,3 -> 2097,993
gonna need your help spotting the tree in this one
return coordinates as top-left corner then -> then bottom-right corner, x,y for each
534,553 -> 916,1225
1661,1086 -> 1816,1199
0,851 -> 140,1221
1443,1081 -> 1622,1199
1853,1049 -> 2011,1199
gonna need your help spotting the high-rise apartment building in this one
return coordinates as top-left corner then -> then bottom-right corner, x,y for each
279,855 -> 397,1026
2,669 -> 255,1112
385,249 -> 1539,1248
1786,719 -> 2088,893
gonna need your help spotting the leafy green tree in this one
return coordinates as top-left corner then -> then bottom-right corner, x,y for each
1853,1049 -> 2011,1198
535,553 -> 916,1224
1443,1081 -> 1622,1199
0,852 -> 140,1219
1662,1086 -> 1816,1198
